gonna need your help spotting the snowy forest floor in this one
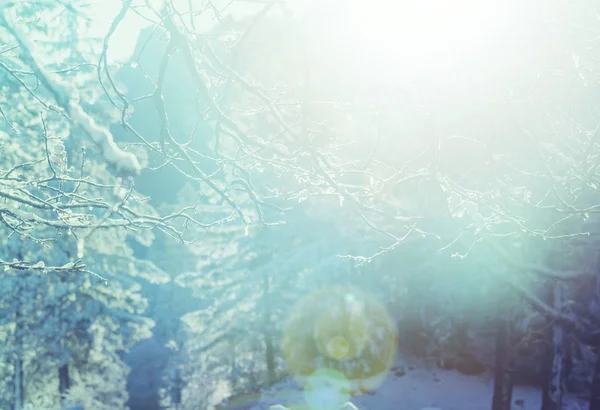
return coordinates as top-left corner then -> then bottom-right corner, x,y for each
236,357 -> 589,410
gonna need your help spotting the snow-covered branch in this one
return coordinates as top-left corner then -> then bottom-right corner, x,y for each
2,9 -> 141,177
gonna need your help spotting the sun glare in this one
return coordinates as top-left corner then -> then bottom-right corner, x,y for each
330,0 -> 517,80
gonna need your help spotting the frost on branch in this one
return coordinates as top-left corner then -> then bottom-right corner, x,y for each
3,12 -> 141,177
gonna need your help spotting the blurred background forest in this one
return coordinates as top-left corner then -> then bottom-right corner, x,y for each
2,1 -> 600,409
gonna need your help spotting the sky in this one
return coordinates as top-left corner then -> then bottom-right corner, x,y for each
85,0 -> 527,91
86,0 -> 270,63
87,0 -> 149,63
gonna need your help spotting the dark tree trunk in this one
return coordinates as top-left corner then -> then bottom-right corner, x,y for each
590,348 -> 600,410
263,275 -> 276,385
169,368 -> 182,410
542,282 -> 564,410
402,273 -> 430,357
12,356 -> 24,410
13,278 -> 24,410
59,364 -> 70,402
265,332 -> 276,384
228,335 -> 240,394
492,300 -> 513,410
562,338 -> 574,392
452,317 -> 469,353
58,264 -> 71,405
590,275 -> 600,410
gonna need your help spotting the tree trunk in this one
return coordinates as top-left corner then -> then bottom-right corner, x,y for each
59,364 -> 70,403
590,347 -> 600,410
492,299 -> 513,410
541,282 -> 564,410
590,275 -> 600,410
452,317 -> 469,354
263,275 -> 276,385
562,337 -> 574,392
265,332 -> 276,384
13,356 -> 23,410
13,279 -> 24,410
169,367 -> 182,409
403,272 -> 430,357
227,336 -> 239,393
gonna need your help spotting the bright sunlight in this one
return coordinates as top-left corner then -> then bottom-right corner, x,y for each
3,0 -> 598,409
301,0 -> 529,87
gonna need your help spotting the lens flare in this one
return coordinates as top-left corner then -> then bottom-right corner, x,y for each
303,368 -> 351,410
282,284 -> 397,395
325,335 -> 351,360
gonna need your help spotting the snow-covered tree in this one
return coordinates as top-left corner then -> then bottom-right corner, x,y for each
0,3 -> 164,408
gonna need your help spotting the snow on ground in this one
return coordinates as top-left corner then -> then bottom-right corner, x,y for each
231,357 -> 589,410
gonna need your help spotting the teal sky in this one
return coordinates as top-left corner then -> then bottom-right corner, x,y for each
86,0 -> 272,63
87,0 -> 148,62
